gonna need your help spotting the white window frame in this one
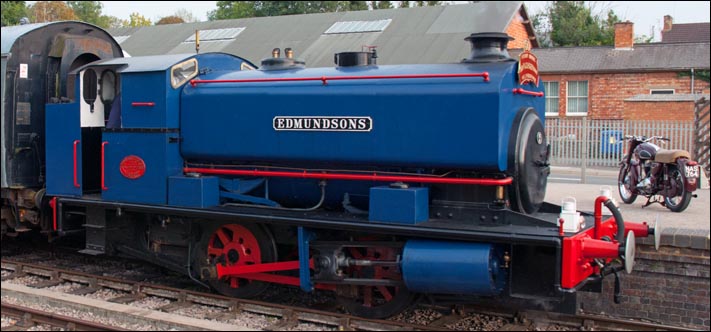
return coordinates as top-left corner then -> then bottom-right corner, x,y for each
170,58 -> 198,89
650,89 -> 675,95
566,80 -> 588,117
544,81 -> 560,117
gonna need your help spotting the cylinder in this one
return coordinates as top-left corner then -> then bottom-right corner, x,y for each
401,240 -> 506,295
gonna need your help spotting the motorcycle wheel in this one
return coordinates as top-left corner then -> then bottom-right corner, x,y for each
664,166 -> 692,212
618,166 -> 637,204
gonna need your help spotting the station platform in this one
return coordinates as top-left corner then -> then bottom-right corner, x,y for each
545,181 -> 710,250
545,180 -> 710,329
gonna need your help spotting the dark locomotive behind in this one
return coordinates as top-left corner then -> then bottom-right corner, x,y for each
1,21 -> 659,319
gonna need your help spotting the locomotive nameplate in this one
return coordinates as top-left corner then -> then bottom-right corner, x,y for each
273,116 -> 372,132
120,155 -> 146,179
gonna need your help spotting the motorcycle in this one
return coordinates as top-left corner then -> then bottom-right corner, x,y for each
618,135 -> 699,212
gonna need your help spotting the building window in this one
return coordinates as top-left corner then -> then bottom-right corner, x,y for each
566,81 -> 588,116
543,81 -> 559,116
650,89 -> 674,95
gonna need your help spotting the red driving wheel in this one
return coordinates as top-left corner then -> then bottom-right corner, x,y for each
208,224 -> 262,289
196,222 -> 275,298
337,245 -> 414,319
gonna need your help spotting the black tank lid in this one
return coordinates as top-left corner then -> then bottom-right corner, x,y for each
335,51 -> 377,67
260,57 -> 306,71
462,32 -> 515,63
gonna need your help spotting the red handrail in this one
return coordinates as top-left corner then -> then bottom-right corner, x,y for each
131,102 -> 155,107
50,197 -> 57,231
513,88 -> 544,97
101,142 -> 108,190
183,167 -> 512,186
190,72 -> 490,87
73,140 -> 80,188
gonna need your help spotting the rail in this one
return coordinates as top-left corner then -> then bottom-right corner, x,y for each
1,259 -> 443,331
1,302 -> 128,331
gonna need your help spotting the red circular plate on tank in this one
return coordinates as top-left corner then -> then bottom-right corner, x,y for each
120,155 -> 146,179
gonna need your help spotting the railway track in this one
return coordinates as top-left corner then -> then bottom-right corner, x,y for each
1,302 -> 127,331
1,259 -> 442,331
1,247 -> 699,331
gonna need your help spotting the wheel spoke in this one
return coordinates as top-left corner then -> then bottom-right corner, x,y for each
377,286 -> 394,302
230,277 -> 238,288
216,228 -> 230,246
350,248 -> 365,259
208,247 -> 223,257
363,286 -> 373,308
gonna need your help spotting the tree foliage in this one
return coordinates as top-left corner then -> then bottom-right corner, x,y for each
1,1 -> 29,26
209,1 -> 344,20
66,1 -> 120,29
678,70 -> 710,84
532,1 -> 621,47
371,1 -> 393,9
30,1 -> 77,23
173,8 -> 198,23
208,0 -> 446,20
125,12 -> 152,27
346,1 -> 369,11
156,15 -> 185,25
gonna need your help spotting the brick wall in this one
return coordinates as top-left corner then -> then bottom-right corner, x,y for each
578,243 -> 710,329
505,11 -> 532,49
540,71 -> 711,119
624,101 -> 697,121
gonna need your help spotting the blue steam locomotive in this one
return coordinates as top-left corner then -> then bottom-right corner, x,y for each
1,21 -> 658,318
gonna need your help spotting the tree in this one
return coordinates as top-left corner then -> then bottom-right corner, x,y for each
208,1 -> 257,20
30,1 -> 77,23
103,15 -> 124,29
1,1 -> 29,26
124,12 -> 152,27
66,1 -> 117,29
372,1 -> 393,9
210,1 -> 345,20
400,1 -> 442,8
342,1 -> 368,11
533,1 -> 621,47
67,1 -> 102,24
156,15 -> 185,25
173,8 -> 198,23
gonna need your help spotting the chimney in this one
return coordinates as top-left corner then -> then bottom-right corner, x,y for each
614,21 -> 634,49
663,15 -> 673,32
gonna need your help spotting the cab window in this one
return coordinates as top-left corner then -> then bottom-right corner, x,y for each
241,62 -> 256,71
171,59 -> 198,88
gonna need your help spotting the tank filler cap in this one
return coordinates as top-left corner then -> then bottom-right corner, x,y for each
261,47 -> 305,71
462,32 -> 515,63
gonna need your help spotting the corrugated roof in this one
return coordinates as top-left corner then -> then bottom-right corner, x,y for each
108,2 -> 526,67
533,42 -> 710,73
662,23 -> 711,43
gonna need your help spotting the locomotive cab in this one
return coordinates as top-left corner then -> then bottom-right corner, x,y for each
1,21 -> 123,233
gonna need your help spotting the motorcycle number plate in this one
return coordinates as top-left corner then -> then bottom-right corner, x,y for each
685,165 -> 699,178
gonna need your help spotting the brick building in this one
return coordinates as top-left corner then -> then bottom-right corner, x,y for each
534,21 -> 710,120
